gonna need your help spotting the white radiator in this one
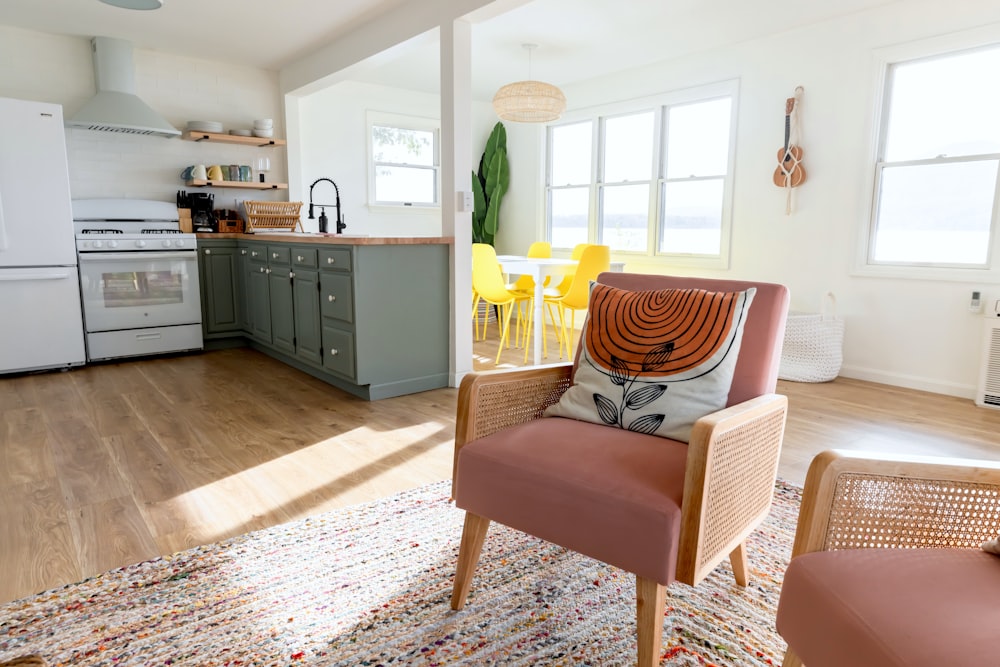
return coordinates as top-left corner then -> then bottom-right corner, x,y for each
976,317 -> 1000,408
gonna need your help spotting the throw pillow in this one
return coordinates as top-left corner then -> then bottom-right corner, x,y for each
545,282 -> 756,443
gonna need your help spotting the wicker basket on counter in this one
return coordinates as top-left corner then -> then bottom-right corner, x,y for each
243,201 -> 303,233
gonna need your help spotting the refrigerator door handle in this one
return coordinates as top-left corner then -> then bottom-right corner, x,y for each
0,271 -> 74,281
0,189 -> 7,250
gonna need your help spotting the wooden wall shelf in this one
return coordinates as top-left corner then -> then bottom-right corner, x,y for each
181,130 -> 287,147
185,179 -> 288,190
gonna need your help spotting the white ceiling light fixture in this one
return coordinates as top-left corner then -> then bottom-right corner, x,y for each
493,43 -> 566,123
98,0 -> 163,10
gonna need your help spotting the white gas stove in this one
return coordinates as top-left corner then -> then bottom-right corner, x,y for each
72,199 -> 203,362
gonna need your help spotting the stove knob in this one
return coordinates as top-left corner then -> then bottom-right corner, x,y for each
108,240 -> 119,249
162,239 -> 173,248
93,240 -> 104,249
175,239 -> 186,248
136,240 -> 146,248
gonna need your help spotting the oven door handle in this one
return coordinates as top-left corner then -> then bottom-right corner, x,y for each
79,251 -> 196,262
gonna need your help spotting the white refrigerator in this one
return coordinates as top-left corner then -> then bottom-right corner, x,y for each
0,96 -> 86,374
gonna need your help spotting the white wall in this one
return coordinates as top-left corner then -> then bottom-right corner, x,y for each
293,80 -> 496,236
0,26 -> 286,208
497,1 -> 1000,399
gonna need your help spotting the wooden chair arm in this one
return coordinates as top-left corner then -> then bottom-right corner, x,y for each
790,449 -> 1000,557
675,393 -> 789,586
452,363 -> 574,497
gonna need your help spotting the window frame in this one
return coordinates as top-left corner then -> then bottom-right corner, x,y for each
366,110 -> 441,209
544,79 -> 739,269
857,28 -> 1000,282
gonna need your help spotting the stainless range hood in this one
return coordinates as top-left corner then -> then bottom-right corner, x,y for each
66,37 -> 180,138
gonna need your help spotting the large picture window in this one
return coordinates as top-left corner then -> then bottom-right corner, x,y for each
868,45 -> 1000,269
545,81 -> 737,266
368,112 -> 440,207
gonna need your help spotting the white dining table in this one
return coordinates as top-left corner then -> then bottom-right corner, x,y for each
496,255 -> 624,365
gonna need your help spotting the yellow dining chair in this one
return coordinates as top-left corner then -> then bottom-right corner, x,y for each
545,244 -> 611,358
545,243 -> 590,300
472,243 -> 529,364
508,241 -> 555,357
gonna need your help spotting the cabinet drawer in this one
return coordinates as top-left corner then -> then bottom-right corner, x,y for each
320,273 -> 353,323
292,247 -> 318,268
322,325 -> 355,379
319,248 -> 352,271
247,245 -> 267,263
267,245 -> 291,265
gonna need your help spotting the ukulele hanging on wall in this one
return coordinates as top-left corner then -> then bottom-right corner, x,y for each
773,86 -> 806,214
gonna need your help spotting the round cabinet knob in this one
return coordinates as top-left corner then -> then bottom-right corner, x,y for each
266,268 -> 272,274
204,248 -> 212,255
259,267 -> 265,273
296,255 -> 304,262
272,252 -> 279,259
241,249 -> 247,255
328,294 -> 336,302
289,271 -> 295,278
136,240 -> 146,248
330,348 -> 339,356
252,251 -> 259,257
107,240 -> 119,249
327,257 -> 335,264
162,240 -> 173,248
93,240 -> 104,249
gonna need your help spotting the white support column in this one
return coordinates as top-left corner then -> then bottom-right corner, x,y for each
441,19 -> 473,387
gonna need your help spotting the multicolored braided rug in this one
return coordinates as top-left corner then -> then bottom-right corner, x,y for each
0,481 -> 799,666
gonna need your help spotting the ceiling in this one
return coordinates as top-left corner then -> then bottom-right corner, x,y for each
0,0 -> 901,100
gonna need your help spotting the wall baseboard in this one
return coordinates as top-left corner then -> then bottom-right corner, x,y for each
838,364 -> 976,400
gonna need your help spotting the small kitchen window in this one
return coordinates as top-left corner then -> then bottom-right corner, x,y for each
368,111 -> 440,208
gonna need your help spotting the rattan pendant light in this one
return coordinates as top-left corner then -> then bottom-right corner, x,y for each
493,44 -> 566,123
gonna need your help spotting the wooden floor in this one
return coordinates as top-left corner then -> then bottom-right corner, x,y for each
1,326 -> 999,606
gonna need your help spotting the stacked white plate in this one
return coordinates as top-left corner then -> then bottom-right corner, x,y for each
253,118 -> 273,129
229,129 -> 252,137
187,120 -> 224,133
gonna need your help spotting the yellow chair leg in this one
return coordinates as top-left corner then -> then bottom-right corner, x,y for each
495,302 -> 516,364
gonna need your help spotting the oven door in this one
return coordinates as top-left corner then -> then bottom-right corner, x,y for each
77,250 -> 201,332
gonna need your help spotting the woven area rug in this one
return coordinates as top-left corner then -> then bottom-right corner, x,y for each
0,480 -> 800,666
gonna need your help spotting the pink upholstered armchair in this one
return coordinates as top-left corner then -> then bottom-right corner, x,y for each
777,450 -> 1000,667
450,272 -> 790,666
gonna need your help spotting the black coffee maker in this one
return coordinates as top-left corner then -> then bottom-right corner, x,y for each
190,193 -> 216,232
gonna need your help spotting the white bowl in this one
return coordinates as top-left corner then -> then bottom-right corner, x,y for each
252,129 -> 274,138
253,119 -> 273,129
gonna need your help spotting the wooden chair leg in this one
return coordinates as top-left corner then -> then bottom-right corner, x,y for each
451,512 -> 491,610
782,648 -> 804,667
635,575 -> 666,667
729,541 -> 748,587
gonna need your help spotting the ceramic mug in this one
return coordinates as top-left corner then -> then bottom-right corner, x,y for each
191,164 -> 207,180
207,165 -> 224,181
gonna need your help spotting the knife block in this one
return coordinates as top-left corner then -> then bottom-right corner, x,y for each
177,208 -> 192,233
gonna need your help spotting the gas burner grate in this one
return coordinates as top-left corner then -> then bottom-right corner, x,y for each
81,228 -> 124,234
140,229 -> 183,234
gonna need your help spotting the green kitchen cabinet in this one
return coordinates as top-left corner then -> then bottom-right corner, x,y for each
246,253 -> 272,344
197,240 -> 240,338
292,267 -> 322,366
268,264 -> 295,356
237,246 -> 253,334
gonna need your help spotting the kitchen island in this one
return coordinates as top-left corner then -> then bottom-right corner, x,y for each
196,233 -> 453,400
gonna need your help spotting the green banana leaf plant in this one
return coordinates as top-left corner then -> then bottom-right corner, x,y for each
471,121 -> 510,246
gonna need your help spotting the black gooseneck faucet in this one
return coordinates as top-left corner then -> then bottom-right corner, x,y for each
307,178 -> 345,234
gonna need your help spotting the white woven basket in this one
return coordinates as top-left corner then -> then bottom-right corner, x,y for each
778,292 -> 844,383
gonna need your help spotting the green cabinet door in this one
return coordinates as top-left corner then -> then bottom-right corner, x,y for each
247,263 -> 272,343
269,267 -> 295,355
293,268 -> 322,366
237,247 -> 253,334
198,242 -> 240,336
